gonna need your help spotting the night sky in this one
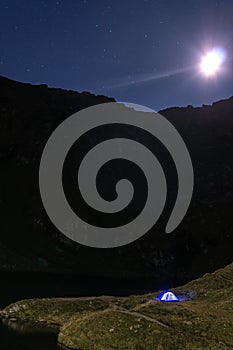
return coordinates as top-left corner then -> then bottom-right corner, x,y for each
0,0 -> 232,110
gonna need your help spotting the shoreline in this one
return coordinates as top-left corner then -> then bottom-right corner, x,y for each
1,263 -> 233,349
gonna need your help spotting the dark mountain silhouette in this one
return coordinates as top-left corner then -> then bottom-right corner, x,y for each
1,75 -> 233,292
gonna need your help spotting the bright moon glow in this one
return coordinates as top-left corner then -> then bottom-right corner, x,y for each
200,47 -> 226,76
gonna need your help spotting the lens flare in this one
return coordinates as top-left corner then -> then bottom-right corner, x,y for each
200,47 -> 226,76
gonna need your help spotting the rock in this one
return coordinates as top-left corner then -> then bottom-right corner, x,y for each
1,74 -> 233,291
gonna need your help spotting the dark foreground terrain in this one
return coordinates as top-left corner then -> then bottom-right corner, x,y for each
2,262 -> 233,349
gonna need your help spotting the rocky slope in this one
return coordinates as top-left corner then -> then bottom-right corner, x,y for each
2,262 -> 233,349
1,75 -> 233,290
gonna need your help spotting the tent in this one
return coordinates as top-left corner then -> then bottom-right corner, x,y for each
157,291 -> 179,302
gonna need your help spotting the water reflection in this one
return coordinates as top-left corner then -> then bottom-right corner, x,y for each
0,318 -> 60,350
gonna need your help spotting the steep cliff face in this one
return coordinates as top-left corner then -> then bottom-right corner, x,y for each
0,75 -> 233,290
0,75 -> 115,273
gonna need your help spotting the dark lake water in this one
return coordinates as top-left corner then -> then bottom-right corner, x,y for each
0,271 -> 156,350
0,319 -> 59,350
0,271 -> 156,308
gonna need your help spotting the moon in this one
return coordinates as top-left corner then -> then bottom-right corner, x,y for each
200,47 -> 226,76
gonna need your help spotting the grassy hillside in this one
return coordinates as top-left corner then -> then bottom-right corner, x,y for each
1,262 -> 233,349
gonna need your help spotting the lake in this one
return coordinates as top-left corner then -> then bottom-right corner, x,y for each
0,271 -> 155,349
0,318 -> 59,350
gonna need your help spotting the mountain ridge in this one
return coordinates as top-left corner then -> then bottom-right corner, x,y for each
0,75 -> 233,292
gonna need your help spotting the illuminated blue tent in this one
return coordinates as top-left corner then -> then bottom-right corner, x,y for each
157,291 -> 179,302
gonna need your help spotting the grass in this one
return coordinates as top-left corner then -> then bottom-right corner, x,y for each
2,263 -> 233,349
